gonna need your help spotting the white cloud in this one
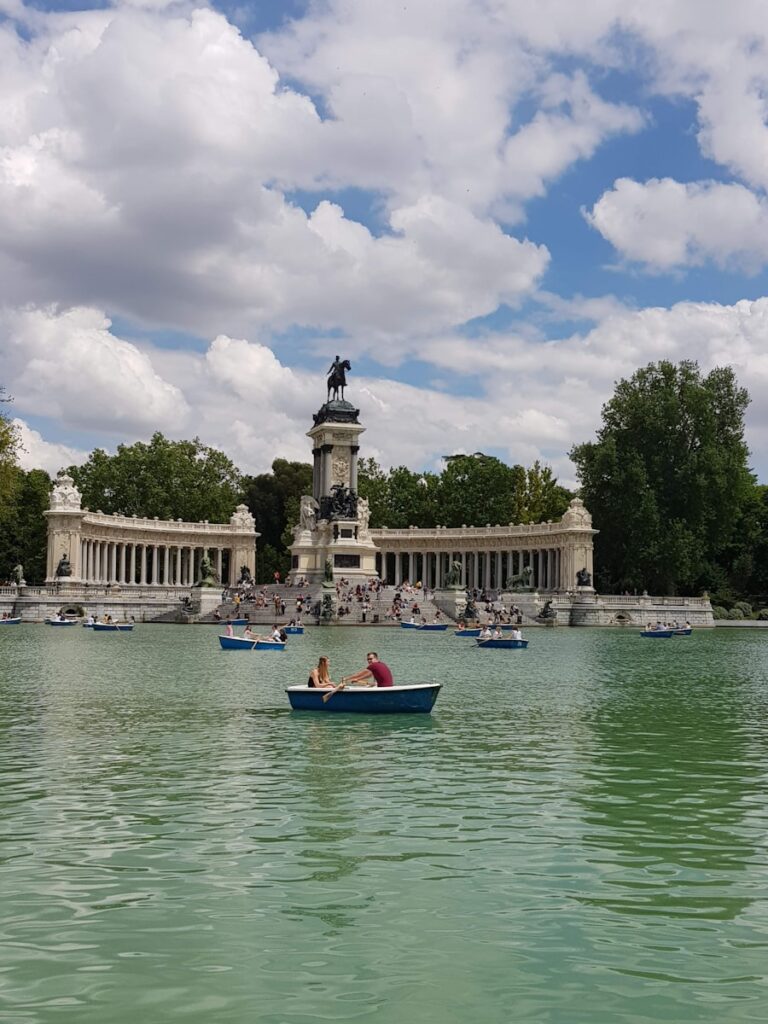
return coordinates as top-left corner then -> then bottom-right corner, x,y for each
14,418 -> 87,475
586,178 -> 768,270
0,306 -> 188,432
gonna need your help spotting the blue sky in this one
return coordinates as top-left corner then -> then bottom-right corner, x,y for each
2,0 -> 768,484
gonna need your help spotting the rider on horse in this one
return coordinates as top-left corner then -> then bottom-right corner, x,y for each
327,355 -> 351,401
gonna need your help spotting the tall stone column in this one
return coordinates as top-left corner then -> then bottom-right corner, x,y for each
350,445 -> 360,492
140,545 -> 147,586
119,544 -> 126,584
109,543 -> 117,583
129,545 -> 136,585
215,548 -> 222,584
461,551 -> 467,587
164,546 -> 170,585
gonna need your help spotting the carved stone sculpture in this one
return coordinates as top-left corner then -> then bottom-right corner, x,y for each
55,552 -> 72,577
49,471 -> 82,511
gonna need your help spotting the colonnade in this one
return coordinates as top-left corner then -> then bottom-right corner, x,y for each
78,540 -> 230,586
375,547 -> 563,591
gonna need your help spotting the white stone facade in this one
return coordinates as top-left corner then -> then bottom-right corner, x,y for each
371,498 -> 596,592
44,472 -> 258,587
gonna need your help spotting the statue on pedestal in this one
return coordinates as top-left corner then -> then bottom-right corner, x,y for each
55,552 -> 72,578
327,355 -> 351,402
12,564 -> 25,586
238,564 -> 252,584
195,553 -> 218,587
576,567 -> 592,587
445,561 -> 463,589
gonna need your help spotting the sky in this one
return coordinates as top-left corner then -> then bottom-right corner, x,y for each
2,0 -> 768,487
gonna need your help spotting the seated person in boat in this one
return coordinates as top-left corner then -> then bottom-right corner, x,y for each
243,626 -> 257,639
492,627 -> 502,638
308,655 -> 335,689
510,626 -> 523,640
479,625 -> 493,639
344,652 -> 394,688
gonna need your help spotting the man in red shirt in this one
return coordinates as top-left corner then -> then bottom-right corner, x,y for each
344,652 -> 394,688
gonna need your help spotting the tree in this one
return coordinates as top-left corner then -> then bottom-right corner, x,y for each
0,468 -> 51,584
0,387 -> 21,520
69,433 -> 242,522
570,361 -> 754,594
242,459 -> 313,579
438,455 -> 520,527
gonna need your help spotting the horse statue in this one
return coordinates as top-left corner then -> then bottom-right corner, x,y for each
327,356 -> 351,402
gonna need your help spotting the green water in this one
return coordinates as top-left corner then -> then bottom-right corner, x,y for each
1,625 -> 767,1023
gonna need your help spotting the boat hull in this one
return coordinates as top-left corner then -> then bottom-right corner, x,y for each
284,626 -> 305,635
454,628 -> 482,636
45,619 -> 78,626
475,638 -> 528,649
0,617 -> 21,625
286,683 -> 441,713
641,630 -> 674,638
92,623 -> 134,631
673,628 -> 692,636
401,622 -> 448,631
218,635 -> 286,650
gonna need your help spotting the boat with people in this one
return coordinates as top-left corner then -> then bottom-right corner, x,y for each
0,616 -> 21,625
475,637 -> 529,649
401,621 -> 448,631
92,622 -> 134,632
640,629 -> 674,638
454,627 -> 482,637
285,682 -> 441,713
218,635 -> 286,651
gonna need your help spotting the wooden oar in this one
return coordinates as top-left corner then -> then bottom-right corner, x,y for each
322,678 -> 347,703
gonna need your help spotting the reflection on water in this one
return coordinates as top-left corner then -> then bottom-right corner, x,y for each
1,624 -> 768,1023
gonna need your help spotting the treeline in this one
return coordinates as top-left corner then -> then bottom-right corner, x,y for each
570,360 -> 768,605
3,360 -> 768,607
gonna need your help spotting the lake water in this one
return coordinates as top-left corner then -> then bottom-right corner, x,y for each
1,624 -> 767,1023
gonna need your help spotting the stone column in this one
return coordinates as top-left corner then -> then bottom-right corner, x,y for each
422,551 -> 429,588
118,544 -> 126,584
435,552 -> 442,589
139,545 -> 147,586
109,543 -> 117,583
350,445 -> 360,493
215,548 -> 222,584
321,444 -> 333,498
461,551 -> 467,588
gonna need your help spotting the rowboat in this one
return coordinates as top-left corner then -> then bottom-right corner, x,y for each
400,622 -> 448,631
400,621 -> 420,629
640,629 -> 674,638
673,627 -> 692,636
475,637 -> 529,649
223,618 -> 249,626
218,635 -> 286,650
45,618 -> 78,626
286,683 -> 441,713
92,622 -> 134,632
284,626 -> 305,635
0,616 -> 21,625
454,628 -> 482,637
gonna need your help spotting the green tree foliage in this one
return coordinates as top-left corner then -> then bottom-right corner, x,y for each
570,361 -> 754,595
358,453 -> 572,529
0,467 -> 51,584
242,459 -> 313,578
69,433 -> 242,522
0,387 -> 21,519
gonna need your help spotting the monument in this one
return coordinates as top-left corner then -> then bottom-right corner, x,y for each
290,359 -> 378,583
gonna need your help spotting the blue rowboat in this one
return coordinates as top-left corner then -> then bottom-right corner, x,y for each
475,637 -> 528,649
454,628 -> 481,637
673,628 -> 692,636
641,630 -> 674,638
418,623 -> 448,631
286,683 -> 441,714
92,622 -> 134,631
284,626 -> 304,635
218,635 -> 286,651
0,616 -> 21,625
223,618 -> 249,626
400,621 -> 420,629
45,618 -> 78,626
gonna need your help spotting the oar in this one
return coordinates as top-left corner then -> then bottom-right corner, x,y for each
322,678 -> 348,703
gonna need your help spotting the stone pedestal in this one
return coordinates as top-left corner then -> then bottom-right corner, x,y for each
190,588 -> 222,617
290,397 -> 378,583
